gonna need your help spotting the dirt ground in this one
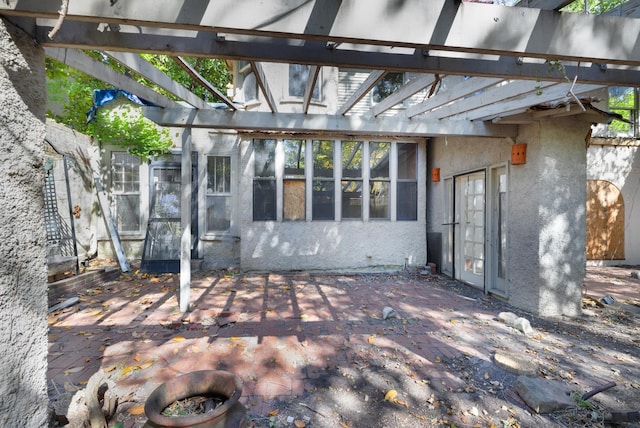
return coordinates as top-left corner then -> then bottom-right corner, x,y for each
254,271 -> 640,428
48,264 -> 640,428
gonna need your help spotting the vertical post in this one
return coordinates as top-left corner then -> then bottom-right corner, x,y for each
180,129 -> 192,313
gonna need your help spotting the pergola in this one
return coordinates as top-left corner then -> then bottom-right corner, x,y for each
2,0 -> 639,311
2,0 -> 640,134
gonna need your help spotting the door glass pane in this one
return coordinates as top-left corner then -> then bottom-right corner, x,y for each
207,196 -> 231,231
145,168 -> 182,260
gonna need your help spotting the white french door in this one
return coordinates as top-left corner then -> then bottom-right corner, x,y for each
455,172 -> 486,288
487,165 -> 508,296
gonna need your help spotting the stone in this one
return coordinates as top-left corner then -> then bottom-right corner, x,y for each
494,352 -> 537,375
383,307 -> 398,319
498,312 -> 518,324
513,317 -> 533,335
515,376 -> 574,414
630,271 -> 640,279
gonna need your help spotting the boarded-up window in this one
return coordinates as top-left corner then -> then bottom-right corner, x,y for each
586,180 -> 625,260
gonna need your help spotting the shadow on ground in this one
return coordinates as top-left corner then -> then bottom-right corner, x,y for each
48,263 -> 640,427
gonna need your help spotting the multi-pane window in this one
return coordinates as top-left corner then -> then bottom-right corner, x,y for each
607,87 -> 637,137
397,143 -> 417,220
206,156 -> 231,231
372,72 -> 404,104
369,142 -> 390,219
111,152 -> 141,232
312,140 -> 335,220
253,140 -> 277,220
284,139 -> 305,221
252,139 -> 419,222
341,141 -> 363,219
289,64 -> 321,101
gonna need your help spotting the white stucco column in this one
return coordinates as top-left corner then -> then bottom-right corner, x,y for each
180,129 -> 192,313
0,19 -> 49,426
509,118 -> 589,317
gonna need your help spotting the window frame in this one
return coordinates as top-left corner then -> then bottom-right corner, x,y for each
205,155 -> 233,233
110,151 -> 142,235
288,64 -> 322,102
252,138 -> 421,224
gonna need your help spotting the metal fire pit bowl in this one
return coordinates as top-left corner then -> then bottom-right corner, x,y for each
144,370 -> 245,428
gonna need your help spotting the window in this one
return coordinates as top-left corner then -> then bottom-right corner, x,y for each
397,143 -> 417,220
206,156 -> 231,231
111,152 -> 141,233
238,61 -> 258,102
253,140 -> 277,220
284,139 -> 305,220
369,142 -> 390,219
252,139 -> 419,222
312,140 -> 335,220
372,72 -> 404,104
341,141 -> 363,219
607,87 -> 637,137
289,64 -> 321,101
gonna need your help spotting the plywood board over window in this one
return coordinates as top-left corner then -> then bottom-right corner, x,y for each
284,180 -> 305,220
586,180 -> 625,260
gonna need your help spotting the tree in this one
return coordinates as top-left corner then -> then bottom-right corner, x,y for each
561,0 -> 626,14
46,53 -> 231,159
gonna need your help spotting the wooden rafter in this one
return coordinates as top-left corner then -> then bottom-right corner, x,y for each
104,51 -> 210,109
172,56 -> 237,110
337,70 -> 386,115
3,1 -> 640,65
370,74 -> 437,118
44,48 -> 179,108
302,65 -> 320,114
250,61 -> 278,113
142,107 -> 518,138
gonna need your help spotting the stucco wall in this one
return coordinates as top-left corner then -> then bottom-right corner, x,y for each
427,117 -> 590,317
46,120 -> 100,261
587,144 -> 640,265
0,19 -> 49,427
510,118 -> 588,317
239,138 -> 427,272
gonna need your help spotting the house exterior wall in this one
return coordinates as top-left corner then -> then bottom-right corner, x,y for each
427,118 -> 590,317
237,136 -> 427,272
46,120 -> 101,261
587,143 -> 640,265
0,19 -> 49,427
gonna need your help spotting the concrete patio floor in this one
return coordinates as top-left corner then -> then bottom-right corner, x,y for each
47,264 -> 640,427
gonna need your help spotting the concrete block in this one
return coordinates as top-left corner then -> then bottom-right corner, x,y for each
515,376 -> 574,414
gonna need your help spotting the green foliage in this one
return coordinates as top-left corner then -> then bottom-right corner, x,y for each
86,102 -> 173,161
46,52 -> 231,159
561,0 -> 626,14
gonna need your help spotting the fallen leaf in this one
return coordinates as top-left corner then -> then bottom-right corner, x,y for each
128,405 -> 145,415
268,409 -> 279,416
121,365 -> 140,376
63,367 -> 83,375
171,336 -> 186,342
393,398 -> 409,408
384,389 -> 398,401
134,353 -> 141,362
63,382 -> 79,392
294,420 -> 305,428
368,335 -> 376,344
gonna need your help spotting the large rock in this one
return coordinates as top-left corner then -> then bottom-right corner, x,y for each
515,376 -> 574,413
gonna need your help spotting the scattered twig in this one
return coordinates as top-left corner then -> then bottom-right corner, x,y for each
581,382 -> 616,401
298,402 -> 326,418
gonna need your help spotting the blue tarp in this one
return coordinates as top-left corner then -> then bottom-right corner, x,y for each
86,89 -> 158,123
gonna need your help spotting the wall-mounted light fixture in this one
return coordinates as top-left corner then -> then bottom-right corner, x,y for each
431,167 -> 441,182
511,143 -> 527,165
